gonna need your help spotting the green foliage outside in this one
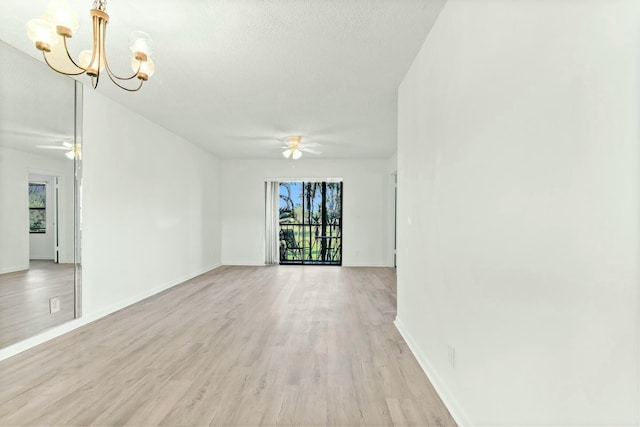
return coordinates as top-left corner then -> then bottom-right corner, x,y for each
28,183 -> 46,233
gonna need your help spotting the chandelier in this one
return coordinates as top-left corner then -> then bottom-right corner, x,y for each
26,0 -> 155,92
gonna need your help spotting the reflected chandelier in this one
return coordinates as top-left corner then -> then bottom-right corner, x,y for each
26,0 -> 155,92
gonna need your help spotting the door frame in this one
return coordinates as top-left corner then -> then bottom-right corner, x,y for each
27,170 -> 62,263
274,177 -> 344,266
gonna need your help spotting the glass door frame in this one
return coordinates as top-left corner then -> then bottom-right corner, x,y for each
279,180 -> 342,266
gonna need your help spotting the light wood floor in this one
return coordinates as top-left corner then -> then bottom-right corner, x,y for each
0,261 -> 75,348
0,266 -> 455,426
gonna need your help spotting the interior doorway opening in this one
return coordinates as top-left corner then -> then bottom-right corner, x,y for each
28,173 -> 60,263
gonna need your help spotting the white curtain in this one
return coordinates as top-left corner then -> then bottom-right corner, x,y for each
265,181 -> 280,265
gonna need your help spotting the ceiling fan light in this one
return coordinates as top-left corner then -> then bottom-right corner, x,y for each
288,136 -> 302,146
283,149 -> 292,158
292,149 -> 302,160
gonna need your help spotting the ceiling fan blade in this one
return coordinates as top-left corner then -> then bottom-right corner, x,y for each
299,142 -> 321,148
36,145 -> 69,150
4,128 -> 73,140
301,148 -> 322,155
61,141 -> 73,148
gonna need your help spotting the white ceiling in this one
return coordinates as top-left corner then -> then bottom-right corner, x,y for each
0,0 -> 445,160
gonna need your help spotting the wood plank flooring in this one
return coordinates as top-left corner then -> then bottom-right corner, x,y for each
0,266 -> 456,426
0,261 -> 75,348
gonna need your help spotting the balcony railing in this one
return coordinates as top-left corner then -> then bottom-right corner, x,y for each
279,223 -> 341,265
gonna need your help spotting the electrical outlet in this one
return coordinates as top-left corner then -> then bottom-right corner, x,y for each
447,345 -> 456,368
49,297 -> 60,314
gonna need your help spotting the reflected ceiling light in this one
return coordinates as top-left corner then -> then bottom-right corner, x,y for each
26,0 -> 155,92
36,140 -> 81,160
66,143 -> 82,160
283,136 -> 303,160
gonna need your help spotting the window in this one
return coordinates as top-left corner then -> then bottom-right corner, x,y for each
279,181 -> 342,265
29,183 -> 46,233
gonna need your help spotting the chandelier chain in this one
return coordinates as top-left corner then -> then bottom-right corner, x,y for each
93,0 -> 108,11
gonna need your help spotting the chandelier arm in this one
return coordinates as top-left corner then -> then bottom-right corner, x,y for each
61,36 -> 89,74
84,13 -> 100,77
70,14 -> 101,84
96,16 -> 104,84
42,50 -> 86,76
101,21 -> 141,81
105,72 -> 144,92
104,56 -> 141,81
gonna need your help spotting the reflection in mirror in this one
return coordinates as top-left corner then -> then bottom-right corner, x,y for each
0,40 -> 81,348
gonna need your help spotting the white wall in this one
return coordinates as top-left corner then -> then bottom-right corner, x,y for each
81,89 -> 222,316
221,159 -> 392,266
396,1 -> 640,425
0,147 -> 74,273
1,87 -> 223,361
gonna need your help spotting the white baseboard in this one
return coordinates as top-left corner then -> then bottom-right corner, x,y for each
84,262 -> 223,322
0,265 -> 29,275
223,263 -> 267,266
222,263 -> 396,268
342,263 -> 395,267
0,263 -> 222,362
394,317 -> 470,426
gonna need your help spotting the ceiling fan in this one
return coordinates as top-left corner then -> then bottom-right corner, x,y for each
282,135 -> 322,159
36,140 -> 80,160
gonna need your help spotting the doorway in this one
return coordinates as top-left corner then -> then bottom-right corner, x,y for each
28,174 -> 60,262
394,172 -> 397,268
279,181 -> 342,265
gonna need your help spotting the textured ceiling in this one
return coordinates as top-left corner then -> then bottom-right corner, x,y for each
0,0 -> 445,160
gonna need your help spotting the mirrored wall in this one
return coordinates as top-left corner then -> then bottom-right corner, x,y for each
0,40 -> 82,348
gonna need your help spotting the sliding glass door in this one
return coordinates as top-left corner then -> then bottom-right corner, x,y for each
279,181 -> 342,265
